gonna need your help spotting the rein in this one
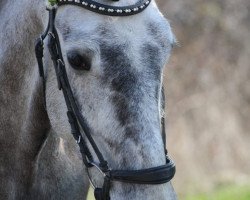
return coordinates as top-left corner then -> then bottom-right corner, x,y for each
35,1 -> 175,199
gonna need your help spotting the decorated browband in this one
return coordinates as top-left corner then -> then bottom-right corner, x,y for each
47,0 -> 152,16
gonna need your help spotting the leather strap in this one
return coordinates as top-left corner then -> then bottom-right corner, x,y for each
110,158 -> 175,184
57,0 -> 152,16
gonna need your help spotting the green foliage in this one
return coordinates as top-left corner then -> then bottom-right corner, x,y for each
183,185 -> 250,200
48,0 -> 58,6
87,188 -> 95,200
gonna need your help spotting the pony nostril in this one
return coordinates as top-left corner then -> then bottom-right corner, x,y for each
67,51 -> 91,71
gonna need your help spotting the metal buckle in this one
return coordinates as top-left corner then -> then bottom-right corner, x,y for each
48,32 -> 55,39
57,58 -> 65,66
39,35 -> 44,44
86,162 -> 110,189
77,136 -> 81,144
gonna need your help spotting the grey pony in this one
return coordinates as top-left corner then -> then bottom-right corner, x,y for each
0,0 -> 177,199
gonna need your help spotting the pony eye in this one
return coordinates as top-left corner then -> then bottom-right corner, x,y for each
67,51 -> 91,71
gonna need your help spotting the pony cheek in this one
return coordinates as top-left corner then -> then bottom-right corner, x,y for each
46,91 -> 71,139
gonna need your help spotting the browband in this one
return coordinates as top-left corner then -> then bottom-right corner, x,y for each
52,0 -> 152,16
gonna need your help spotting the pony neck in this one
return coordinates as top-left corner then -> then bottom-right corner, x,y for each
0,1 -> 50,198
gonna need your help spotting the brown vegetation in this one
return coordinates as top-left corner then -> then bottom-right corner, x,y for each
156,0 -> 250,194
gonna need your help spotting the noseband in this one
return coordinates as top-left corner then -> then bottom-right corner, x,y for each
35,1 -> 175,199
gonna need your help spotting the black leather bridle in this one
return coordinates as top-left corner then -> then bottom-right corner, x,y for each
35,1 -> 175,200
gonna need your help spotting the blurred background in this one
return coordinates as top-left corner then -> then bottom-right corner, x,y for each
156,0 -> 250,199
